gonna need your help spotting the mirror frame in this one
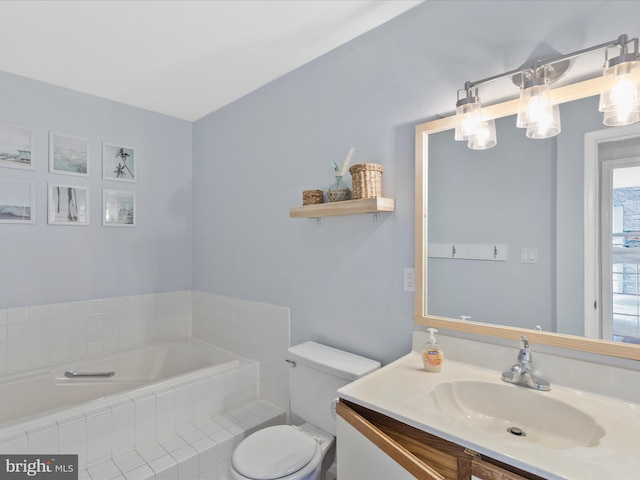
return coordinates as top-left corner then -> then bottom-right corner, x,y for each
414,76 -> 640,361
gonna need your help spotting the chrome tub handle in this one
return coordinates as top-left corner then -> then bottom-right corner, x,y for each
64,371 -> 115,378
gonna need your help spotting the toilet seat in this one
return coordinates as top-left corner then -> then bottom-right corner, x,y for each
232,425 -> 320,480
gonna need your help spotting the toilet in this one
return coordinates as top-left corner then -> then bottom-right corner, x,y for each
229,341 -> 381,480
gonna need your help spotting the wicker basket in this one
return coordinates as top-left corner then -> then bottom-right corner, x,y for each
302,190 -> 324,206
349,163 -> 383,199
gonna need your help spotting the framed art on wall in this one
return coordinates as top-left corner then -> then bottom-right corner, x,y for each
0,180 -> 35,224
48,183 -> 90,225
103,142 -> 137,182
0,123 -> 34,170
49,132 -> 89,177
103,189 -> 136,227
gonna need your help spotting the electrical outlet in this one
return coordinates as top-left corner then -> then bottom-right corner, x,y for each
404,267 -> 415,292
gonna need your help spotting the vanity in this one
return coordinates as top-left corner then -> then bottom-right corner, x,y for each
336,332 -> 640,480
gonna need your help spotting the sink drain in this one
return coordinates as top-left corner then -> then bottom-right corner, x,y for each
507,427 -> 526,437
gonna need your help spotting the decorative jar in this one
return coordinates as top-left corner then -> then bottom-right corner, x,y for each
327,176 -> 352,202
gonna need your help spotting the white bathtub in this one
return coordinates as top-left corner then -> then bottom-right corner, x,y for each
0,337 -> 242,428
0,336 -> 267,475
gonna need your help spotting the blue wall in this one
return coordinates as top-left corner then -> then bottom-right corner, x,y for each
428,115 -> 556,331
191,1 -> 640,364
3,1 -> 640,365
0,72 -> 193,307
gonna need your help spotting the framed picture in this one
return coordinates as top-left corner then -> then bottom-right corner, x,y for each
48,183 -> 90,225
0,180 -> 35,224
103,142 -> 137,182
0,123 -> 34,170
103,189 -> 136,227
49,132 -> 89,177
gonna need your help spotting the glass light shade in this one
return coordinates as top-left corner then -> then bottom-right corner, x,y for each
525,103 -> 561,139
602,109 -> 640,126
599,56 -> 640,126
467,119 -> 497,150
517,78 -> 554,128
455,97 -> 482,141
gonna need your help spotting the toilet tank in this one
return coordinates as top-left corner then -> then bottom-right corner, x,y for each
286,342 -> 380,436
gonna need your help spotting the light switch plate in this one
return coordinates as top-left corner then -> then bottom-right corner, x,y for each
521,248 -> 538,264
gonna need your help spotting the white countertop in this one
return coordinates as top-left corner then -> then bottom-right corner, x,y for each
337,351 -> 640,480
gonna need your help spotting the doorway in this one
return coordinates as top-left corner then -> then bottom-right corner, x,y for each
585,126 -> 640,343
601,160 -> 640,343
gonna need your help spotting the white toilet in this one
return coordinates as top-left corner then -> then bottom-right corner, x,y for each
229,341 -> 381,480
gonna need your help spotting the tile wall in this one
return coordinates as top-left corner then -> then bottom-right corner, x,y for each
191,291 -> 291,415
0,291 -> 191,376
0,290 -> 291,415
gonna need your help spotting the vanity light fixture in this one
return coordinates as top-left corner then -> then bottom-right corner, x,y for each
454,33 -> 640,150
455,85 -> 496,150
599,38 -> 640,126
516,67 -> 561,139
454,86 -> 482,141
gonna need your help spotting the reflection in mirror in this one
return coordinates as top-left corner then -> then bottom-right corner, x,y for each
599,138 -> 640,343
416,80 -> 640,359
425,94 -> 640,345
428,113 -> 556,331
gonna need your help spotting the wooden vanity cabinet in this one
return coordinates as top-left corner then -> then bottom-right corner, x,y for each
337,400 -> 543,480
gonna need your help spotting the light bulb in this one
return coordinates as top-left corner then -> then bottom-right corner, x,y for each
517,77 -> 561,137
455,97 -> 482,141
527,95 -> 551,124
600,56 -> 640,126
605,74 -> 639,125
526,104 -> 561,139
467,119 -> 497,150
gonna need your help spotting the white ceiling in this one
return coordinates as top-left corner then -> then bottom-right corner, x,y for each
0,0 -> 422,121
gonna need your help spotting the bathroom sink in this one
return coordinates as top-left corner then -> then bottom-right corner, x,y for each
428,380 -> 605,449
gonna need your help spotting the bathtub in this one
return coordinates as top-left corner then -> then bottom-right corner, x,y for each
0,338 -> 270,479
0,337 -> 246,429
0,336 -> 262,470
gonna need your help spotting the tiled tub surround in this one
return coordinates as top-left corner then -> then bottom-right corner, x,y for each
0,290 -> 292,416
80,401 -> 285,480
0,338 -> 285,479
191,291 -> 291,415
0,291 -> 192,376
0,291 -> 291,478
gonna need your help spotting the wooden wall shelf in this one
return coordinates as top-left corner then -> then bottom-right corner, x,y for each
290,197 -> 395,218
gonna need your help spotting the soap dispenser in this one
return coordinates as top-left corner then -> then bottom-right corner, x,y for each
421,328 -> 444,372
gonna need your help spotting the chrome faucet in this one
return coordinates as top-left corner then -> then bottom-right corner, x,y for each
501,336 -> 550,391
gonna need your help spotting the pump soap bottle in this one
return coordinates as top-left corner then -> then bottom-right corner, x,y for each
421,328 -> 444,372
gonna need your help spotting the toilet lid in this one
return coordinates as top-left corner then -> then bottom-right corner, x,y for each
232,425 -> 318,480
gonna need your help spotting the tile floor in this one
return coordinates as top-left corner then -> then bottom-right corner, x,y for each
79,400 -> 285,480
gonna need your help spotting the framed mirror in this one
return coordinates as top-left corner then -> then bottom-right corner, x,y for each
415,77 -> 640,361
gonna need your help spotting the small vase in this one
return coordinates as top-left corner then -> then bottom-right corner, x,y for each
327,175 -> 352,202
